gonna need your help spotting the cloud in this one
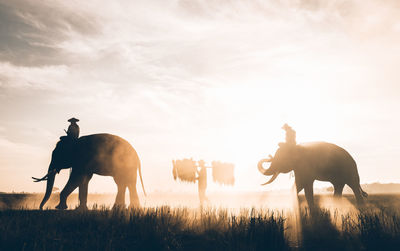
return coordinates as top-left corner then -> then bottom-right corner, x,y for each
0,0 -> 100,67
0,62 -> 69,90
0,0 -> 400,192
0,136 -> 47,168
2,0 -> 399,93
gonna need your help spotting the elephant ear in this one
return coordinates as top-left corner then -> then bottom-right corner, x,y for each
56,136 -> 77,157
289,146 -> 303,169
59,136 -> 78,148
274,144 -> 301,173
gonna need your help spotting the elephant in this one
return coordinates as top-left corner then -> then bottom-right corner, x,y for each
258,142 -> 367,208
33,133 -> 146,210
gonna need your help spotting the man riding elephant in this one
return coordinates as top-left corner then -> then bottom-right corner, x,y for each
282,123 -> 296,146
66,117 -> 80,139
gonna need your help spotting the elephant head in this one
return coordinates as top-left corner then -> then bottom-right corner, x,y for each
33,136 -> 75,209
258,143 -> 300,185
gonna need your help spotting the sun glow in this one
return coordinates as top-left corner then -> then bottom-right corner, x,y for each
197,77 -> 356,193
2,0 -> 399,195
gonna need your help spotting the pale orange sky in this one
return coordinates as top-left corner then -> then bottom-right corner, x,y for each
0,0 -> 400,194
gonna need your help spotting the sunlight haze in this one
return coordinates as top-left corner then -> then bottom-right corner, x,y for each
0,0 -> 399,195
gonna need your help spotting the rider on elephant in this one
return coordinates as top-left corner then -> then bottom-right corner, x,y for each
282,123 -> 296,146
66,117 -> 80,139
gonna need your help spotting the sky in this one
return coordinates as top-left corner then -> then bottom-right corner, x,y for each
0,0 -> 400,194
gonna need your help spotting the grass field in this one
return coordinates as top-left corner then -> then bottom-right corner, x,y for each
1,193 -> 400,250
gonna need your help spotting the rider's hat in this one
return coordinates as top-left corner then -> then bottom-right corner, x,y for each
68,117 -> 79,123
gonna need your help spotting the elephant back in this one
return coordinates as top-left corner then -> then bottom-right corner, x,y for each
298,141 -> 357,169
75,133 -> 139,171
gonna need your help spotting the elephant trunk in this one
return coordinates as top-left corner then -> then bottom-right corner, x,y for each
39,166 -> 56,210
257,157 -> 275,176
261,172 -> 279,185
258,156 -> 279,185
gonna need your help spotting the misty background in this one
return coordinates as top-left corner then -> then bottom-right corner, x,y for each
0,0 -> 399,194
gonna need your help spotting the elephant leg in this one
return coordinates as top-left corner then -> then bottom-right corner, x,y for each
333,183 -> 345,197
57,171 -> 84,210
77,174 -> 93,210
128,184 -> 140,208
295,180 -> 305,207
348,182 -> 364,205
304,182 -> 315,209
295,181 -> 304,194
114,183 -> 127,208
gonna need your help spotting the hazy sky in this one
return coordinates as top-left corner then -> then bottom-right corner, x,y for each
0,0 -> 400,194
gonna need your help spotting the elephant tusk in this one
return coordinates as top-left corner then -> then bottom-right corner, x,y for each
32,169 -> 56,182
261,172 -> 279,186
32,176 -> 48,182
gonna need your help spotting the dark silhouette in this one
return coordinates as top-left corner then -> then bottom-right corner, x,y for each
66,117 -> 80,139
172,159 -> 209,205
172,159 -> 234,205
172,158 -> 197,182
211,161 -> 235,185
258,124 -> 367,208
32,133 -> 146,210
197,160 -> 208,205
282,123 -> 296,145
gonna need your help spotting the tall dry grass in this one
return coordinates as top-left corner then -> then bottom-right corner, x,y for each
2,194 -> 400,250
0,206 -> 288,251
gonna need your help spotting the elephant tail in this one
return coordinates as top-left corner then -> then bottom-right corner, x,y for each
138,161 -> 147,196
359,185 -> 368,198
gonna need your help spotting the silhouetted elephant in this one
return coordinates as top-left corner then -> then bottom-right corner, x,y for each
33,134 -> 146,210
258,142 -> 367,208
